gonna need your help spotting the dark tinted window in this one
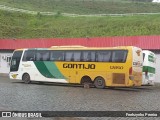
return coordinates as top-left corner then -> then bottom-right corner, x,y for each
27,49 -> 127,63
10,51 -> 23,71
112,50 -> 127,62
50,50 -> 64,61
65,51 -> 81,61
96,51 -> 111,62
73,51 -> 81,61
65,51 -> 73,61
22,50 -> 36,61
36,50 -> 50,61
82,51 -> 95,62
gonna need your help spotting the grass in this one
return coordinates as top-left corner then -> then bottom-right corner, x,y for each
0,0 -> 160,14
0,10 -> 160,39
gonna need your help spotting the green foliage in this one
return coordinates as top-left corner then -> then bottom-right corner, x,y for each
0,0 -> 160,38
0,0 -> 160,14
54,11 -> 62,18
0,10 -> 160,39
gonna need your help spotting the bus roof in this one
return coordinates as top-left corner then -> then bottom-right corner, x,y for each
49,46 -> 135,50
50,45 -> 86,48
14,46 -> 139,51
14,49 -> 25,51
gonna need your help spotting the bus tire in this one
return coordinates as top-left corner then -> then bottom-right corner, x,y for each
81,76 -> 92,84
81,76 -> 93,88
22,73 -> 31,84
94,77 -> 105,89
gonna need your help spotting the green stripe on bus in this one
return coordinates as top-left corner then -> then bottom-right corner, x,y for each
143,66 -> 155,74
34,61 -> 55,78
44,62 -> 66,79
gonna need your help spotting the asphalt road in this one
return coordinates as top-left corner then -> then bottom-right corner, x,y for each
0,76 -> 160,120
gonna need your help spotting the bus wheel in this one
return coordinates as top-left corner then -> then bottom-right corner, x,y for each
94,77 -> 105,89
81,76 -> 93,88
22,73 -> 31,84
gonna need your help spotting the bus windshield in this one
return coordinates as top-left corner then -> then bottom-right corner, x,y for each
10,51 -> 23,72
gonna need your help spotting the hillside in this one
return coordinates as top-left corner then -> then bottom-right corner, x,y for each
0,9 -> 160,39
0,0 -> 160,14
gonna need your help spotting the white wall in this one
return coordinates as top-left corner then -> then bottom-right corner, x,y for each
155,53 -> 160,82
0,53 -> 12,74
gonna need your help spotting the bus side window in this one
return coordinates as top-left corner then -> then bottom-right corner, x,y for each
73,51 -> 81,61
50,51 -> 54,61
36,50 -> 50,61
112,50 -> 127,62
86,52 -> 91,61
65,51 -> 74,61
97,52 -> 103,62
65,51 -> 81,62
50,51 -> 64,61
96,51 -> 111,62
42,52 -> 50,61
82,51 -> 89,61
23,50 -> 36,61
36,52 -> 41,61
90,51 -> 96,62
82,51 -> 95,62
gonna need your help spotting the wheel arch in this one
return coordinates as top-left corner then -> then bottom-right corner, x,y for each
22,72 -> 30,80
94,76 -> 105,82
80,75 -> 93,84
94,76 -> 106,89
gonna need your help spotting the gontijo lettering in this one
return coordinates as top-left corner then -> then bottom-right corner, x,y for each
63,63 -> 95,69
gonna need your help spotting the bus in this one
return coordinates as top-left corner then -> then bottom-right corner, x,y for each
9,46 -> 143,88
142,50 -> 156,85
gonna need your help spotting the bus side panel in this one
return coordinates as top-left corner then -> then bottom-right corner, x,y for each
56,62 -> 96,84
20,61 -> 69,83
56,61 -> 131,87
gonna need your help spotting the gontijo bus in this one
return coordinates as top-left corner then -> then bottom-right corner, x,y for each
9,46 -> 143,88
142,50 -> 156,85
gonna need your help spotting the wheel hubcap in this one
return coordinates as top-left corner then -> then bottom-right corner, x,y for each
97,79 -> 102,86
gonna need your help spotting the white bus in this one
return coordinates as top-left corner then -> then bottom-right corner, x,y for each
142,50 -> 156,85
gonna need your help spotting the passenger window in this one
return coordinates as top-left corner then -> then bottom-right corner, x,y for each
73,51 -> 81,61
50,51 -> 64,61
36,50 -> 50,61
82,51 -> 95,62
112,50 -> 127,62
97,51 -> 111,62
22,50 -> 36,61
65,51 -> 81,62
65,51 -> 74,61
